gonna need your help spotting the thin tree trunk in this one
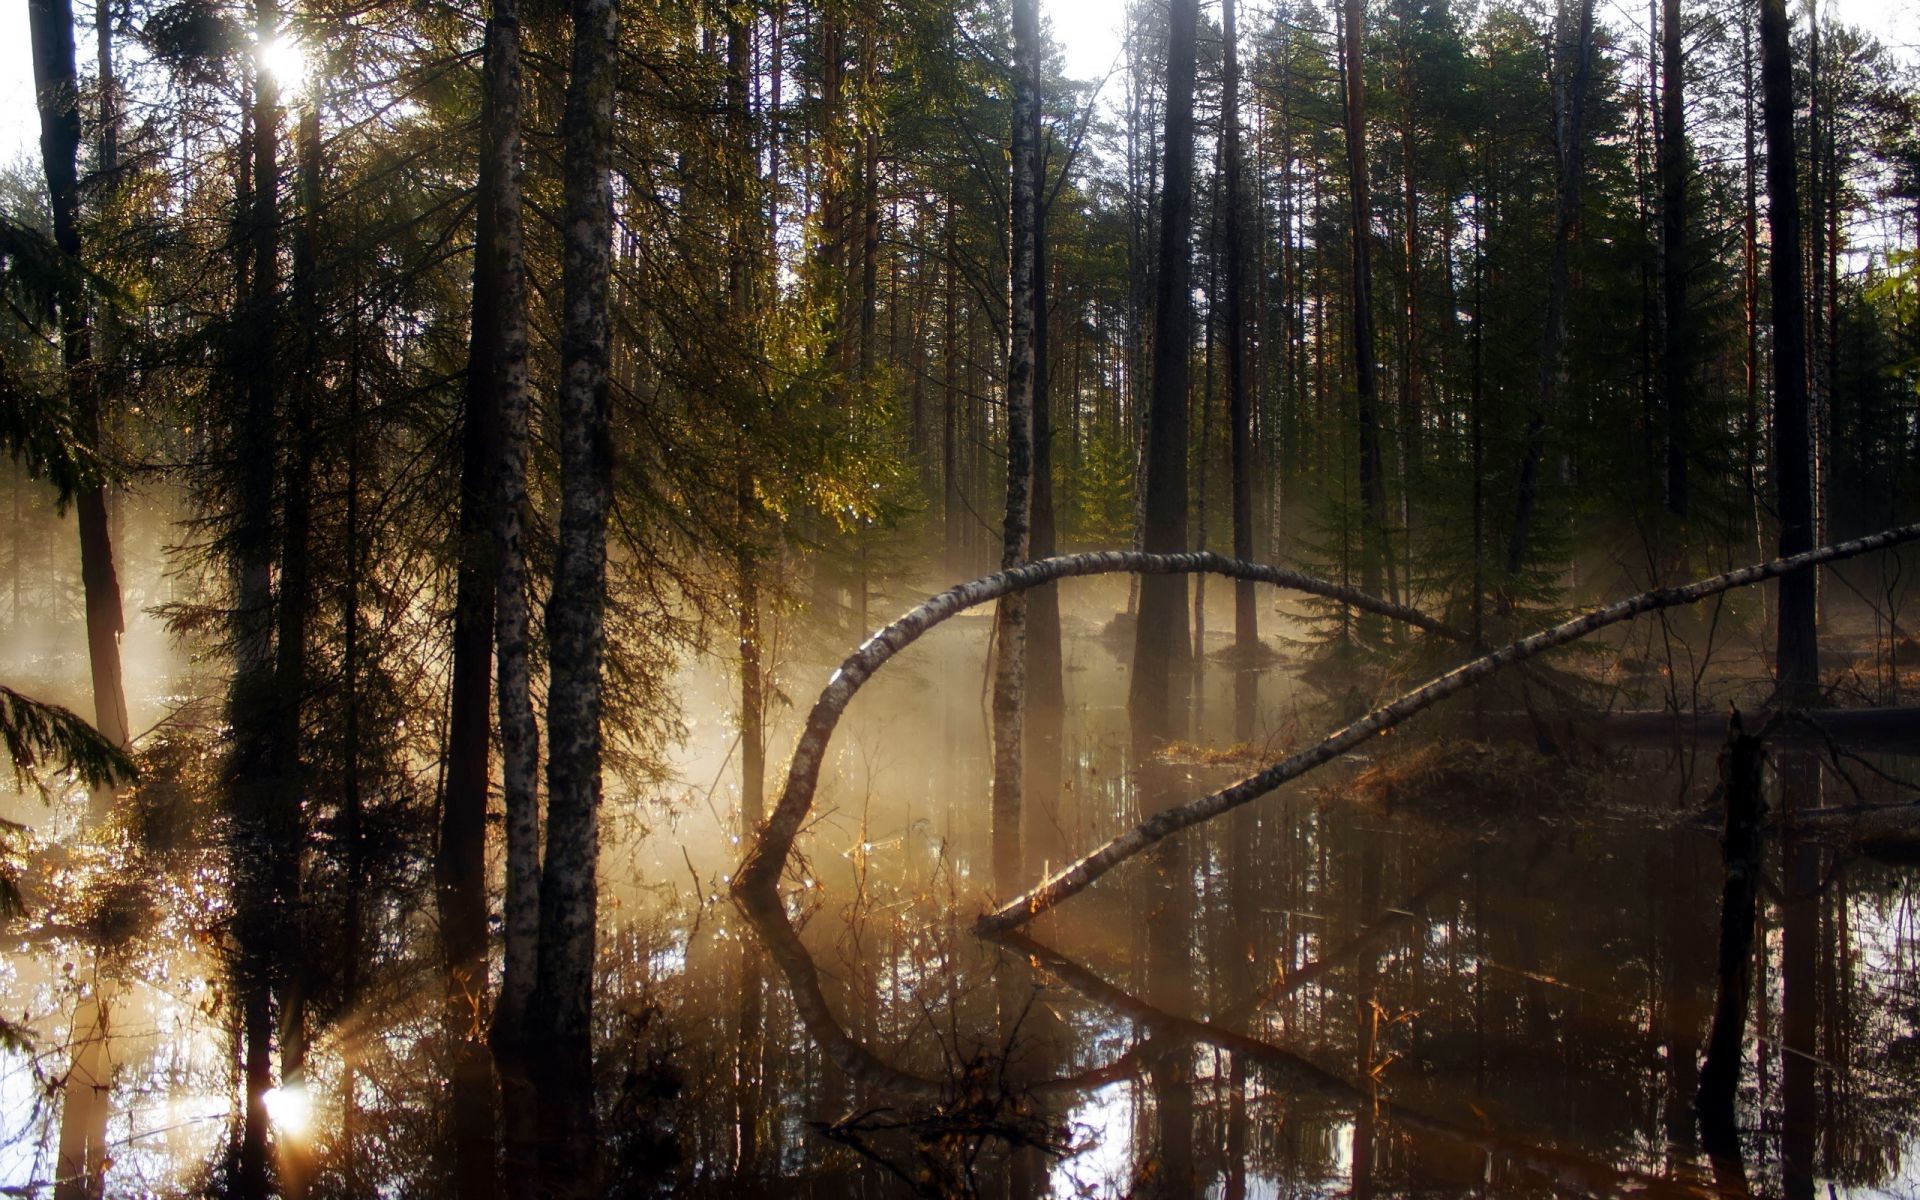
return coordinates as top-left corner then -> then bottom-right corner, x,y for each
1128,0 -> 1201,737
529,0 -> 618,1193
442,0 -> 507,1179
1340,0 -> 1390,628
1224,0 -> 1255,653
1760,0 -> 1819,704
991,0 -> 1038,894
1661,0 -> 1690,518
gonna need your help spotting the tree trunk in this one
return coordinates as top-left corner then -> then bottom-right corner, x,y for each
1506,0 -> 1597,584
1128,0 -> 1200,738
444,0 -> 517,1193
226,2 -> 284,1191
1223,0 -> 1256,653
482,0 -> 539,1188
1341,0 -> 1390,630
29,0 -> 130,820
1696,715 -> 1767,1149
30,5 -> 128,1194
1660,0 -> 1690,518
1759,0 -> 1819,704
991,0 -> 1038,894
529,0 -> 618,1194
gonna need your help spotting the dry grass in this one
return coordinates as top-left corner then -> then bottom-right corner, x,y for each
1333,739 -> 1613,828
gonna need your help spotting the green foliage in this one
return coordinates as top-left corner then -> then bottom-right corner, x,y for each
0,685 -> 134,797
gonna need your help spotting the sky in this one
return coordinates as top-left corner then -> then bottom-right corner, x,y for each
0,0 -> 1913,178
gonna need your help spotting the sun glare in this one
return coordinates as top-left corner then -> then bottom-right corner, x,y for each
256,35 -> 308,95
262,1080 -> 312,1140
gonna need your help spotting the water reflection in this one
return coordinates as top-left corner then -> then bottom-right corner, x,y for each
5,612 -> 1920,1196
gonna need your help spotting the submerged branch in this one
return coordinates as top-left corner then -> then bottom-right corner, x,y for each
976,523 -> 1920,932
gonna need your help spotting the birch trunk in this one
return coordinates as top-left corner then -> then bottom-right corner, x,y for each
978,525 -> 1918,933
530,0 -> 617,1193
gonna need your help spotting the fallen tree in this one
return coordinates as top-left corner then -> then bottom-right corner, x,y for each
732,550 -> 1459,896
977,524 -> 1920,932
728,527 -> 1920,932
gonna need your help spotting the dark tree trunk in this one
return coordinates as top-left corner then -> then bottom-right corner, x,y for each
1759,0 -> 1819,704
1027,121 -> 1064,728
1506,0 -> 1597,584
1661,0 -> 1690,518
1128,0 -> 1200,738
1340,0 -> 1389,626
481,0 -> 539,1187
1696,717 -> 1767,1149
529,0 -> 618,1194
225,2 -> 284,1194
443,2 -> 507,1188
29,0 -> 129,817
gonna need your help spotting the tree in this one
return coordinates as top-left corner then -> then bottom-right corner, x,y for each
990,0 -> 1039,893
1129,0 -> 1200,737
1760,0 -> 1819,702
529,0 -> 618,1192
1223,0 -> 1257,653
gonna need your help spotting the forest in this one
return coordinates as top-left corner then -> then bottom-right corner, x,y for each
2,0 -> 1920,1193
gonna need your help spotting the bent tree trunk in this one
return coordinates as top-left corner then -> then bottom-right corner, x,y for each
734,550 -> 1460,901
529,0 -> 617,1195
979,525 -> 1919,932
730,531 -> 1920,939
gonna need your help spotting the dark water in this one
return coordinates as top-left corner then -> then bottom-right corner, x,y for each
4,594 -> 1918,1197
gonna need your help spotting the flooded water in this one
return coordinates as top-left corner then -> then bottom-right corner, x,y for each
3,577 -> 1919,1197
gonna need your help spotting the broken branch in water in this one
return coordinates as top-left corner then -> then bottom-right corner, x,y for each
975,523 -> 1920,933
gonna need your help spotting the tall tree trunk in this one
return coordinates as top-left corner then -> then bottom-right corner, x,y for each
1340,0 -> 1389,628
942,199 -> 962,577
269,104 -> 323,1200
726,9 -> 766,840
30,0 -> 130,817
1661,0 -> 1690,518
31,5 -> 128,1194
443,0 -> 514,1191
1506,0 -> 1597,585
991,0 -> 1039,894
1759,0 -> 1819,703
478,1 -> 540,1192
227,2 -> 284,1194
1128,0 -> 1200,738
1223,0 -> 1256,653
1028,117 -> 1064,725
529,0 -> 618,1193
